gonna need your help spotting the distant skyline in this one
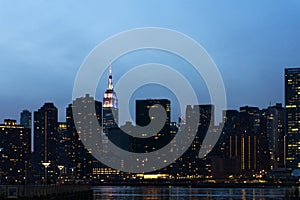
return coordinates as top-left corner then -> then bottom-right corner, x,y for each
1,1 -> 300,122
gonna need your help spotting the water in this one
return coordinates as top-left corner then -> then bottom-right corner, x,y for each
92,186 -> 293,199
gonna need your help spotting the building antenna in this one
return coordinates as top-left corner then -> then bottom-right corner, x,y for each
109,60 -> 112,76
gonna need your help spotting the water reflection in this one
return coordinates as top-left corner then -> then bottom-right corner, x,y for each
92,186 -> 288,199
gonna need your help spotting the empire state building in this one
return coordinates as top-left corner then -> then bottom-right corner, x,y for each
103,64 -> 118,133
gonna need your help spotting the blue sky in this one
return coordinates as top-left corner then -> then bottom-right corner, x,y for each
0,1 -> 300,122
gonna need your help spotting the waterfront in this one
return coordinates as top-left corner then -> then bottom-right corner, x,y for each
92,186 -> 296,200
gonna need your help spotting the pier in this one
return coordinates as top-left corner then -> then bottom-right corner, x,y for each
0,185 -> 93,199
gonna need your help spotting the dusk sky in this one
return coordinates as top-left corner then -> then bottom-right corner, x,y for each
1,1 -> 300,123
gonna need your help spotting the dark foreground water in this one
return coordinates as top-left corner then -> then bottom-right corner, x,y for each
92,186 -> 296,199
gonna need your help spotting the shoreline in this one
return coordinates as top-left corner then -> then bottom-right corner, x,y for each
89,182 -> 300,188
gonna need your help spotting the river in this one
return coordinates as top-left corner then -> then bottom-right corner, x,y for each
92,186 -> 296,199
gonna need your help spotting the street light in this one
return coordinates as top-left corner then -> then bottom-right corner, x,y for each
57,165 -> 64,182
42,162 -> 51,184
70,167 -> 76,182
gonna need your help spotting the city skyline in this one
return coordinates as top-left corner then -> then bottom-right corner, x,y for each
1,63 -> 300,190
2,2 -> 300,199
1,1 -> 300,122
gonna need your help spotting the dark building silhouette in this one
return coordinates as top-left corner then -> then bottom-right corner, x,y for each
174,105 -> 214,178
221,110 -> 240,160
132,99 -> 171,153
256,108 -> 271,172
33,103 -> 58,182
212,106 -> 272,178
239,106 -> 261,173
211,110 -> 241,178
285,68 -> 300,171
0,119 -> 31,183
107,122 -> 132,152
20,109 -> 32,129
56,122 -> 70,172
266,103 -> 286,169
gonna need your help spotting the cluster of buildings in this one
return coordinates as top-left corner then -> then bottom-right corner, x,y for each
1,67 -> 300,184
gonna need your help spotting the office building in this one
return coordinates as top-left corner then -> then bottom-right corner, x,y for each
33,103 -> 58,182
20,110 -> 32,129
174,105 -> 214,178
133,99 -> 171,153
210,110 -> 241,178
285,68 -> 300,171
0,119 -> 31,183
66,94 -> 103,179
266,103 -> 286,169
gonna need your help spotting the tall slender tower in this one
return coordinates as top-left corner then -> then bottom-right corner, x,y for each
33,103 -> 58,181
103,63 -> 118,133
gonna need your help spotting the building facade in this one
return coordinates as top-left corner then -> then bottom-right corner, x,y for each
66,94 -> 103,180
133,99 -> 171,153
20,110 -> 32,129
266,103 -> 286,169
0,119 -> 31,183
285,68 -> 300,171
33,103 -> 58,183
174,105 -> 214,178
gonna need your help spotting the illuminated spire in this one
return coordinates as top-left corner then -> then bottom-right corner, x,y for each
108,62 -> 113,90
103,61 -> 118,108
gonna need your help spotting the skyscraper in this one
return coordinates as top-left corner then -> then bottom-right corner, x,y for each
285,68 -> 300,171
103,64 -> 118,133
20,110 -> 32,129
210,109 -> 241,178
266,103 -> 286,169
214,106 -> 271,178
188,104 -> 214,177
239,106 -> 270,173
133,99 -> 171,153
57,122 -> 70,168
33,103 -> 58,182
174,104 -> 214,178
0,119 -> 31,183
66,94 -> 103,179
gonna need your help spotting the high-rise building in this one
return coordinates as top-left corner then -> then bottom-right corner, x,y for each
210,110 -> 241,178
103,64 -> 118,133
20,110 -> 32,129
57,122 -> 70,169
266,103 -> 286,169
133,99 -> 171,153
221,110 -> 240,160
66,94 -> 103,179
239,106 -> 270,173
0,119 -> 31,183
174,104 -> 214,178
285,68 -> 300,171
239,106 -> 260,172
214,106 -> 271,178
256,108 -> 271,172
33,103 -> 58,182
